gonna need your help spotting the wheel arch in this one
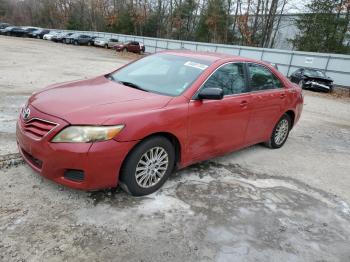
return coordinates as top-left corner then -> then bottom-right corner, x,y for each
285,110 -> 295,128
121,132 -> 182,173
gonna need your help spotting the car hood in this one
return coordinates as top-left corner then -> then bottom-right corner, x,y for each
29,76 -> 173,125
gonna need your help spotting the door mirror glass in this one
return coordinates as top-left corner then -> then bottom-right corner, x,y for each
197,88 -> 224,100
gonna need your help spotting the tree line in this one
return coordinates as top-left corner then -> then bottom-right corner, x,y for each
0,0 -> 349,54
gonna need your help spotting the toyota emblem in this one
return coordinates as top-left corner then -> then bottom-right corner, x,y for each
22,107 -> 31,120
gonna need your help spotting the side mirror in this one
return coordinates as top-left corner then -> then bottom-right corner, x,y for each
197,88 -> 224,100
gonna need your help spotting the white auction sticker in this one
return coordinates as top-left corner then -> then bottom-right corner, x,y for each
184,61 -> 208,70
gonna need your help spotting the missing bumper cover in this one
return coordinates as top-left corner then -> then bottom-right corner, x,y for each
64,169 -> 85,182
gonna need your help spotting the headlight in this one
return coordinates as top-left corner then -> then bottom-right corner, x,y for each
52,125 -> 124,143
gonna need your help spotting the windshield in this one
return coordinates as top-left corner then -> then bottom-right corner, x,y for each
109,53 -> 211,96
304,69 -> 326,78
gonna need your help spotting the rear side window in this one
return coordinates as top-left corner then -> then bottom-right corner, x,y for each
202,63 -> 247,95
248,63 -> 283,91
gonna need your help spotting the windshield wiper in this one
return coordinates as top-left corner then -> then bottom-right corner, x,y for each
117,81 -> 149,92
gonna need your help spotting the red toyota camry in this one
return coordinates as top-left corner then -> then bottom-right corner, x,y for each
16,50 -> 303,196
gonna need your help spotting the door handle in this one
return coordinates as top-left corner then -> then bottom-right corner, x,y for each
240,100 -> 248,107
280,93 -> 286,99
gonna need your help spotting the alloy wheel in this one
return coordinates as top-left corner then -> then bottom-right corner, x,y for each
274,119 -> 289,145
135,146 -> 169,188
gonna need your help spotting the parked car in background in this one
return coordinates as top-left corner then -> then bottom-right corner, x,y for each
6,27 -> 26,37
0,22 -> 11,29
62,33 -> 81,44
16,50 -> 303,196
61,33 -> 79,44
28,28 -> 50,39
0,26 -> 15,35
70,34 -> 96,46
52,32 -> 73,43
114,41 -> 145,54
94,37 -> 109,48
290,68 -> 333,93
43,31 -> 61,40
93,37 -> 120,48
22,27 -> 41,37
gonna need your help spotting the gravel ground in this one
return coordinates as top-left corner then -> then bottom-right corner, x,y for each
1,36 -> 350,262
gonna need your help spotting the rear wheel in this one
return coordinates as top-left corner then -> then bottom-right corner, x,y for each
265,114 -> 291,149
119,136 -> 175,196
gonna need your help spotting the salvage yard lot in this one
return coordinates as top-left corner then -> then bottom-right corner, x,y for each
1,36 -> 350,262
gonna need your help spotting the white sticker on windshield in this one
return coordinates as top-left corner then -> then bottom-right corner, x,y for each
184,61 -> 208,70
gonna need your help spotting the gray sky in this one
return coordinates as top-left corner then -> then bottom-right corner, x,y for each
285,0 -> 310,13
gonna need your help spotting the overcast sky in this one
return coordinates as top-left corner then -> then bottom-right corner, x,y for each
285,0 -> 310,13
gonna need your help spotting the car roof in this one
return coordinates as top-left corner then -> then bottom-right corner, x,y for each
160,49 -> 262,64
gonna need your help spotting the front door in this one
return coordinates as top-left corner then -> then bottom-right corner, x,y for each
188,62 -> 252,162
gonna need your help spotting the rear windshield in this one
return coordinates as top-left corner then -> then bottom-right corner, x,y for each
109,53 -> 212,96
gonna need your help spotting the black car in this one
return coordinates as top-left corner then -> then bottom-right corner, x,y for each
290,68 -> 334,93
28,29 -> 50,39
6,27 -> 26,37
20,27 -> 40,37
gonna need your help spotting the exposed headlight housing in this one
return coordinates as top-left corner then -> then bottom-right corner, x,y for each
52,125 -> 124,143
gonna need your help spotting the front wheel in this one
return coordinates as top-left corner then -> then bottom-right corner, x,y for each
265,114 -> 291,149
119,136 -> 175,196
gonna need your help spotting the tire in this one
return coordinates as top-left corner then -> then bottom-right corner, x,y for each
265,114 -> 291,149
119,136 -> 175,196
74,40 -> 78,46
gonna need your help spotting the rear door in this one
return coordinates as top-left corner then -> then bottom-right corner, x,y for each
245,63 -> 287,144
188,62 -> 252,161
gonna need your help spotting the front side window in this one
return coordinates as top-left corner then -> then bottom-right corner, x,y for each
109,54 -> 211,96
248,63 -> 283,91
202,63 -> 247,95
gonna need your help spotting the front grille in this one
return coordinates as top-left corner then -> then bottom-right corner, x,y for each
22,118 -> 58,140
